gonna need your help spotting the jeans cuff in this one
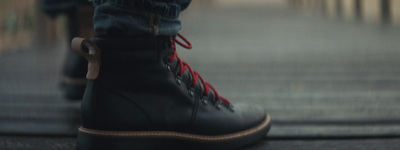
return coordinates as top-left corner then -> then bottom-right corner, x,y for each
93,0 -> 181,18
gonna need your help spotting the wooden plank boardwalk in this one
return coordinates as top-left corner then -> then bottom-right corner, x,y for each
1,5 -> 400,150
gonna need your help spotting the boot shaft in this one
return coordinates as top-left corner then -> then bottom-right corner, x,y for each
92,36 -> 171,87
81,36 -> 196,131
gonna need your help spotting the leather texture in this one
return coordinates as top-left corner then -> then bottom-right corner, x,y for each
80,36 -> 267,136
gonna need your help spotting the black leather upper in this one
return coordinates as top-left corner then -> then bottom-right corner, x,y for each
80,36 -> 266,135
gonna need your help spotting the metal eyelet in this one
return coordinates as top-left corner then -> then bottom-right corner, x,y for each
202,96 -> 208,105
188,88 -> 195,97
215,100 -> 222,110
229,104 -> 235,112
165,41 -> 172,49
176,76 -> 182,85
166,64 -> 171,71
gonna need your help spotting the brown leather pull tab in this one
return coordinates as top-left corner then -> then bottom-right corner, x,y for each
71,37 -> 101,80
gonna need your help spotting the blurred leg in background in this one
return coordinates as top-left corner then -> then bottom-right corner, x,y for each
73,0 -> 271,149
41,0 -> 94,100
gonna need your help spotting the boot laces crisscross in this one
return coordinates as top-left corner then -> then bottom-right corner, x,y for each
168,33 -> 230,105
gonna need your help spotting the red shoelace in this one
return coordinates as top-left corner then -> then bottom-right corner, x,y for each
169,33 -> 230,105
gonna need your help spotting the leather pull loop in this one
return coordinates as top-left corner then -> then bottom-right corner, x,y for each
71,37 -> 101,80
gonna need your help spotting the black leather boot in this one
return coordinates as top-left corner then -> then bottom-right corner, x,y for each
73,34 -> 271,150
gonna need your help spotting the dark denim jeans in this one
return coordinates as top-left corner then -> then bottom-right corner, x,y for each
42,0 -> 191,36
93,0 -> 191,37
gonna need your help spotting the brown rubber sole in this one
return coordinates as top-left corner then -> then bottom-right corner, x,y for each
76,115 -> 271,150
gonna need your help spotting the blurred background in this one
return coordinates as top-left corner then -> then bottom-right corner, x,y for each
1,0 -> 400,54
1,0 -> 400,149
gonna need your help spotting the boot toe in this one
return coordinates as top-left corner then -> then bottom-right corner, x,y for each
193,103 -> 268,136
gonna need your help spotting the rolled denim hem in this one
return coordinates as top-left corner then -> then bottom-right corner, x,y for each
93,0 -> 191,37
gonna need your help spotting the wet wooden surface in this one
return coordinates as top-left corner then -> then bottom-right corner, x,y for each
1,136 -> 400,150
1,5 -> 400,150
